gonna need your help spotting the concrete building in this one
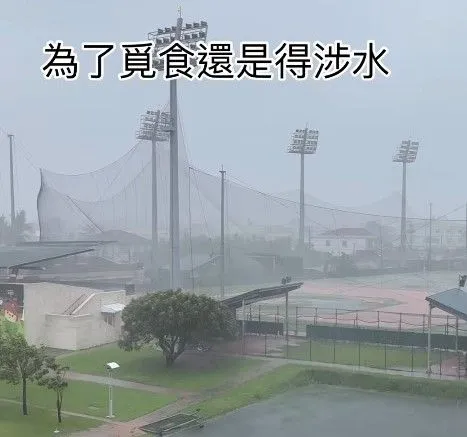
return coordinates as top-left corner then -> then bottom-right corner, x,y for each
312,227 -> 378,255
23,283 -> 127,350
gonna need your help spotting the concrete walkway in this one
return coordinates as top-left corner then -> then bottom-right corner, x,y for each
67,372 -> 193,397
68,352 -> 467,437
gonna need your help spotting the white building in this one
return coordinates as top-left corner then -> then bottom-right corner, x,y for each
312,227 -> 378,255
23,283 -> 128,351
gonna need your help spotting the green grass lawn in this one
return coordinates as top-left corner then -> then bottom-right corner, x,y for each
0,379 -> 176,422
0,400 -> 100,437
59,344 -> 262,391
189,363 -> 467,420
284,340 -> 440,369
190,365 -> 306,419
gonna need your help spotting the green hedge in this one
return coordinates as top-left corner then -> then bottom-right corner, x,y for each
291,367 -> 467,400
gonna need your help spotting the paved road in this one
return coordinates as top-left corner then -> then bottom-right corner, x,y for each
67,371 -> 192,396
177,385 -> 467,437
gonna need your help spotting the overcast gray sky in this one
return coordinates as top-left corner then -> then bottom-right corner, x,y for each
1,0 -> 466,223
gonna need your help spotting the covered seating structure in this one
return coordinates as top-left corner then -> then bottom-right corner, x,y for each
426,287 -> 467,376
222,282 -> 303,353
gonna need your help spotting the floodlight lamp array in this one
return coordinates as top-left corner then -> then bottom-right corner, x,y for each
287,128 -> 319,154
392,140 -> 419,163
148,20 -> 208,71
136,110 -> 171,142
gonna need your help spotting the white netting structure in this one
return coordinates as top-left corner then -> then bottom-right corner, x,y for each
36,126 -> 467,264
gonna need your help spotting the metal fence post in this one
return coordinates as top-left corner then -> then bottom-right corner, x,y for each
411,345 -> 414,372
384,342 -> 387,369
358,336 -> 361,367
377,311 -> 380,329
314,307 -> 318,325
264,333 -> 267,356
439,348 -> 442,375
258,304 -> 261,337
295,306 -> 299,336
333,309 -> 338,364
309,335 -> 312,361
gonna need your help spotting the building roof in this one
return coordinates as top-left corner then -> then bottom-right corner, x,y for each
97,230 -> 150,245
221,282 -> 303,309
101,303 -> 126,314
161,254 -> 220,272
0,246 -> 95,269
426,288 -> 467,321
318,228 -> 376,238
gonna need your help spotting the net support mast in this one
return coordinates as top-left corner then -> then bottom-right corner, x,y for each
148,12 -> 208,290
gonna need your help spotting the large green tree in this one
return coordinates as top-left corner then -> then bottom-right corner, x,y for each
119,290 -> 236,366
0,327 -> 48,415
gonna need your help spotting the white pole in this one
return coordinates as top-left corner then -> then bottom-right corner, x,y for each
427,304 -> 432,375
107,370 -> 114,418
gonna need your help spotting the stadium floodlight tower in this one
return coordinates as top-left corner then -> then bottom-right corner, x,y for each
393,139 -> 419,252
148,11 -> 208,289
136,110 -> 171,279
287,127 -> 319,254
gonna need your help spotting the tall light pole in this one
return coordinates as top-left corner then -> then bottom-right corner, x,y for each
393,139 -> 419,252
8,134 -> 15,242
148,13 -> 208,289
136,110 -> 170,283
220,166 -> 226,299
105,362 -> 119,419
287,127 -> 319,253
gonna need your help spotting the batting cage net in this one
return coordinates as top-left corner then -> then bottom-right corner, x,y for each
36,114 -> 467,286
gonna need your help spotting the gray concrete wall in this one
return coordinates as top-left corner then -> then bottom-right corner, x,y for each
23,283 -> 125,350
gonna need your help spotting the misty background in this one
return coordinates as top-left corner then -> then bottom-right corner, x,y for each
1,0 -> 466,225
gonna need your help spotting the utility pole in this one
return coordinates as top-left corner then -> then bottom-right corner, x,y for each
379,216 -> 384,270
148,14 -> 208,290
188,167 -> 195,292
392,139 -> 419,252
220,166 -> 226,299
465,202 -> 467,264
287,126 -> 319,254
8,134 -> 15,242
428,202 -> 432,271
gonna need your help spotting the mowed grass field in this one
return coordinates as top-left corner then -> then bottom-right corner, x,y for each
0,401 -> 99,437
0,379 -> 176,421
59,343 -> 263,390
283,339 -> 435,369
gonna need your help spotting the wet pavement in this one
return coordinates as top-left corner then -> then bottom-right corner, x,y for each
179,385 -> 467,437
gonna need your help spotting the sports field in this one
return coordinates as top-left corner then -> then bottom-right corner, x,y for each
179,384 -> 467,436
241,271 -> 464,332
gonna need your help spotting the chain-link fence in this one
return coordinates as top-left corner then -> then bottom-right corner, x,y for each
231,303 -> 467,378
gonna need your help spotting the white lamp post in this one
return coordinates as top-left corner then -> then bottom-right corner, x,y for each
105,362 -> 119,418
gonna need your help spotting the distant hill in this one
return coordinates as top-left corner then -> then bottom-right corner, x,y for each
350,191 -> 420,218
271,190 -> 419,232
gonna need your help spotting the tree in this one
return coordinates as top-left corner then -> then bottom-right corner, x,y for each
37,360 -> 69,424
0,210 -> 33,244
0,327 -> 48,415
119,290 -> 236,367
